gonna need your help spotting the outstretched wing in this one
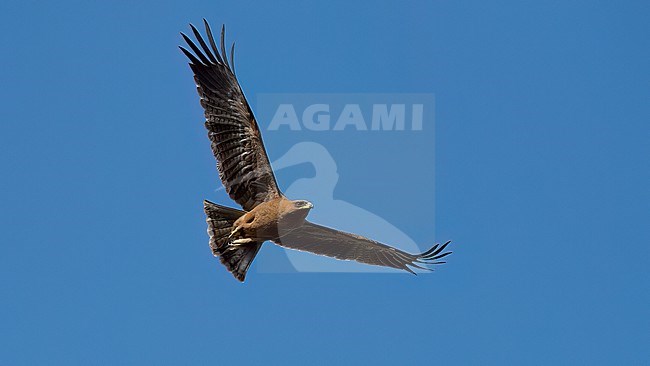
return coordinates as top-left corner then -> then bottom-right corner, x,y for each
180,20 -> 281,211
274,222 -> 452,273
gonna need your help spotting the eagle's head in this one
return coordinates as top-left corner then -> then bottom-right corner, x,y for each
292,200 -> 314,210
277,199 -> 314,232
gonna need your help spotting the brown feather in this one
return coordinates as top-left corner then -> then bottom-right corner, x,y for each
273,222 -> 452,273
181,21 -> 281,211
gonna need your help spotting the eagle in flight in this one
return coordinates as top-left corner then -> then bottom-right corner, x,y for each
180,20 -> 451,281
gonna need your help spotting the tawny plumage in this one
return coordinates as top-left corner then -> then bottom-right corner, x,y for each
181,20 -> 451,282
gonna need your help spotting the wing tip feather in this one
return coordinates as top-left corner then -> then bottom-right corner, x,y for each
408,240 -> 453,272
180,19 -> 235,74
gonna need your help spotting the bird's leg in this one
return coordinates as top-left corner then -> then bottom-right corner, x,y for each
228,225 -> 255,247
228,226 -> 242,239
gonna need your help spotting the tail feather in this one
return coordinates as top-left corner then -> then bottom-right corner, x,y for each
204,200 -> 262,282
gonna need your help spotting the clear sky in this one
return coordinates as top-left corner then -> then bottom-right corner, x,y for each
1,0 -> 648,364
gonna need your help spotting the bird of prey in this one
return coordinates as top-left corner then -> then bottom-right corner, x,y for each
180,20 -> 451,281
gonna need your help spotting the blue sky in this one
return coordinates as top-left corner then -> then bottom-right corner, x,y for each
1,0 -> 649,364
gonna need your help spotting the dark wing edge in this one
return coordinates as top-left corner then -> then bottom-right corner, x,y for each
274,221 -> 452,274
180,20 -> 281,211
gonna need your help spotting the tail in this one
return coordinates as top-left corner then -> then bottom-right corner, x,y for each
203,200 -> 262,282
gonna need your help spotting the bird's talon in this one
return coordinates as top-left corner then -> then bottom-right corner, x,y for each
231,238 -> 254,247
228,226 -> 241,239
